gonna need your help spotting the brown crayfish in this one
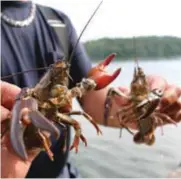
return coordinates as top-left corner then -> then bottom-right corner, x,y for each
104,50 -> 177,146
1,1 -> 121,161
1,54 -> 120,161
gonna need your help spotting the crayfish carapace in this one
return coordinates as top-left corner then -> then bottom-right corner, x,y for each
103,54 -> 177,146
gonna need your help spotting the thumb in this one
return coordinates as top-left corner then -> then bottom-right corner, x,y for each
1,106 -> 10,122
1,81 -> 21,110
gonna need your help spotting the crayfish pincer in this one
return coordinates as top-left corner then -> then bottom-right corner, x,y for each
9,88 -> 60,161
2,53 -> 121,161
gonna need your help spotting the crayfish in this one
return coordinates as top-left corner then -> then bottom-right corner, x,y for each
1,53 -> 121,161
104,56 -> 177,145
1,1 -> 122,161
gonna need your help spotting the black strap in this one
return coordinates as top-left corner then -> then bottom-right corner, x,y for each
38,5 -> 69,58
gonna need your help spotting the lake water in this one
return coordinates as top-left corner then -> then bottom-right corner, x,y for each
69,58 -> 181,178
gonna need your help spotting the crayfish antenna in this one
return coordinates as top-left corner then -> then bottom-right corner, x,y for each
68,1 -> 103,64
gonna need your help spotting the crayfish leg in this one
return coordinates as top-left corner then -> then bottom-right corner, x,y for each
118,114 -> 134,138
155,112 -> 177,126
37,130 -> 54,161
104,87 -> 130,126
119,128 -> 123,138
66,111 -> 102,135
62,129 -> 67,153
153,115 -> 164,136
119,124 -> 134,137
70,135 -> 80,153
29,110 -> 60,139
56,113 -> 87,153
52,121 -> 68,153
70,134 -> 88,153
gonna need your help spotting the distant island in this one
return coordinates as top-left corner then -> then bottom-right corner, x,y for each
83,36 -> 181,60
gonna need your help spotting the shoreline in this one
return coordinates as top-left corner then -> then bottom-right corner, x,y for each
90,56 -> 181,62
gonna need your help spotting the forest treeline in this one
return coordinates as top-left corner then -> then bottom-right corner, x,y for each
83,36 -> 181,60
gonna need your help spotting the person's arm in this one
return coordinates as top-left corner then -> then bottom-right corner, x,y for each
80,75 -> 181,128
80,87 -> 121,128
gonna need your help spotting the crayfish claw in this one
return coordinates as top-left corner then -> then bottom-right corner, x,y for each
80,134 -> 88,147
29,111 -> 60,139
70,134 -> 88,153
11,124 -> 28,161
10,99 -> 28,160
70,136 -> 79,153
87,53 -> 117,77
87,53 -> 121,90
92,68 -> 121,90
99,68 -> 121,90
37,130 -> 54,161
98,53 -> 117,67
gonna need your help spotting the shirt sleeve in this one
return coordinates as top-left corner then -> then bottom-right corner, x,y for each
56,11 -> 93,88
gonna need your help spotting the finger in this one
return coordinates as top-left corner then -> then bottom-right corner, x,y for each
161,85 -> 181,106
1,81 -> 21,110
176,110 -> 181,122
146,75 -> 168,91
174,95 -> 181,122
159,87 -> 181,120
118,86 -> 130,95
161,103 -> 181,120
2,131 -> 41,163
1,106 -> 11,140
1,106 -> 10,122
178,95 -> 181,108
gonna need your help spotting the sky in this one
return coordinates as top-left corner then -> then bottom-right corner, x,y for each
33,0 -> 181,42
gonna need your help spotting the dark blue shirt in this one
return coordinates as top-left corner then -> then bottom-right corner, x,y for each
1,1 -> 92,178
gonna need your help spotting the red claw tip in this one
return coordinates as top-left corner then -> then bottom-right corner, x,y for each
93,67 -> 121,90
87,53 -> 121,90
87,53 -> 117,78
98,53 -> 117,67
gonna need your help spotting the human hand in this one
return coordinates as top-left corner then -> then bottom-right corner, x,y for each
147,75 -> 181,123
1,81 -> 39,178
112,75 -> 181,128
